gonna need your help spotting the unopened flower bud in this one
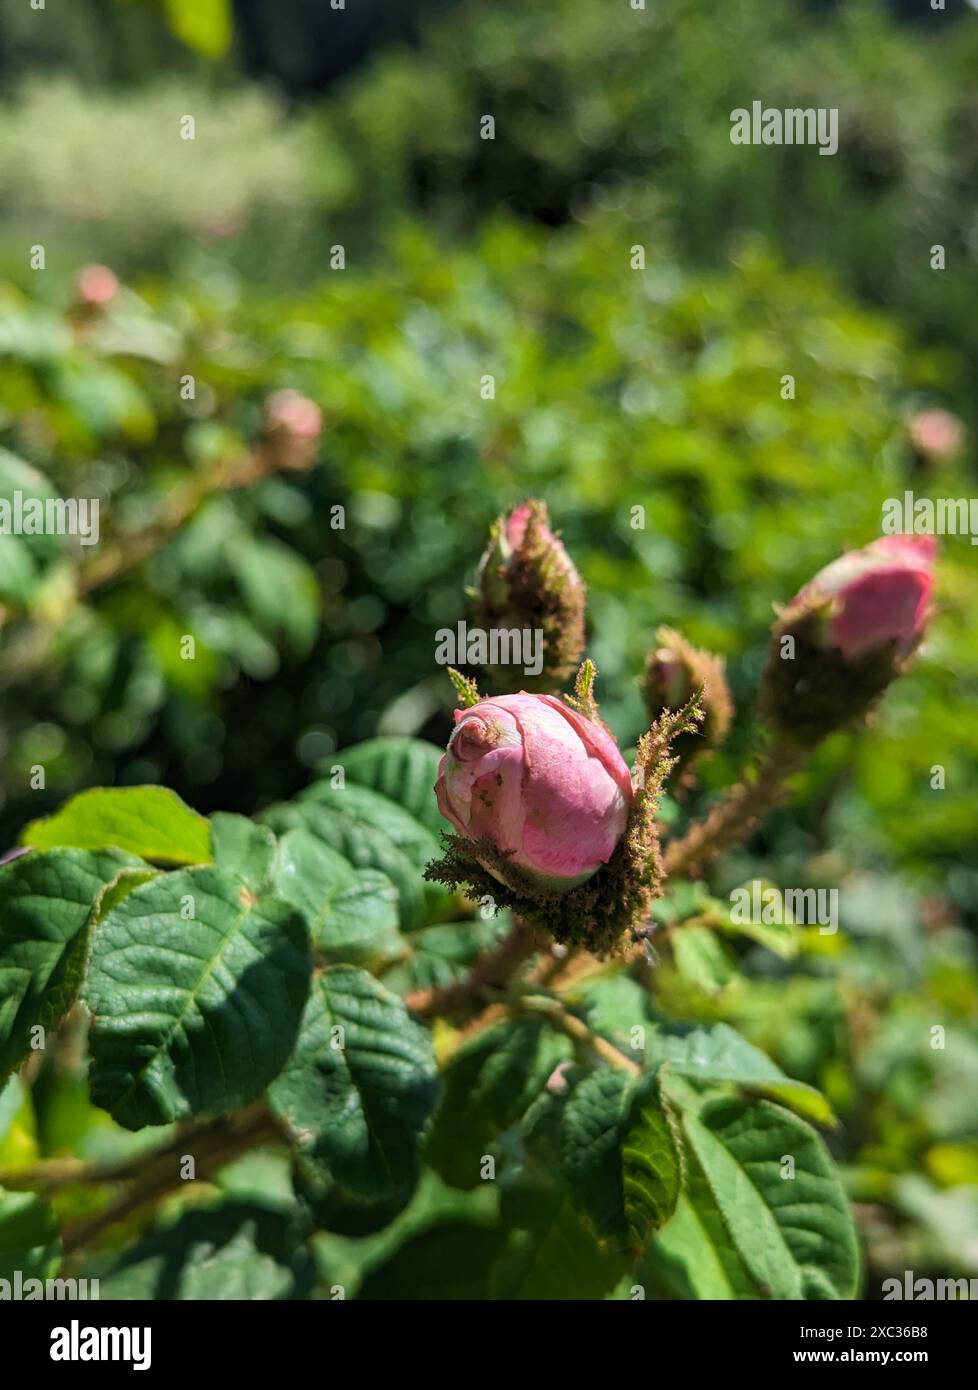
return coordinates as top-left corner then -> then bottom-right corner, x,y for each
762,536 -> 936,744
473,501 -> 586,692
260,390 -> 323,472
909,409 -> 965,467
643,626 -> 732,772
435,692 -> 632,893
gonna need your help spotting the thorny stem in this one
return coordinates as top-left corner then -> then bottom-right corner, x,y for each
663,739 -> 807,879
3,1100 -> 284,1255
0,447 -> 277,689
513,995 -> 641,1074
404,916 -> 544,1019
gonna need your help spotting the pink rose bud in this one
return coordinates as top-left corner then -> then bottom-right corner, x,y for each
260,390 -> 323,471
762,536 -> 936,744
76,264 -> 119,308
474,500 -> 586,692
787,535 -> 935,660
909,409 -> 965,465
435,692 -> 632,893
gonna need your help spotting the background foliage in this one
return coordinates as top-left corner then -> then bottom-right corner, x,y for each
0,0 -> 975,1300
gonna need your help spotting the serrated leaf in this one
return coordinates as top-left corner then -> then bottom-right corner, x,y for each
272,828 -> 403,965
682,1096 -> 859,1299
86,867 -> 310,1129
652,1022 -> 836,1127
210,813 -> 277,894
260,801 -> 425,931
426,1020 -> 573,1189
299,782 -> 439,868
268,966 -> 438,1211
0,847 -> 142,1078
560,1067 -> 630,1240
0,1186 -> 61,1282
621,1071 -> 683,1247
22,787 -> 212,867
330,737 -> 447,835
85,1204 -> 313,1299
641,1153 -> 761,1300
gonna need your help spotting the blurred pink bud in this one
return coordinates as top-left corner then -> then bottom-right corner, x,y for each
789,535 -> 936,660
260,390 -> 323,471
76,264 -> 119,307
545,1061 -> 573,1096
435,692 -> 632,893
909,409 -> 965,463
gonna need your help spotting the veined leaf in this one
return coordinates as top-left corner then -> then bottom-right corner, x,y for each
268,966 -> 438,1209
0,847 -> 142,1078
22,787 -> 212,867
621,1071 -> 683,1247
272,828 -> 403,965
86,1204 -> 314,1300
682,1096 -> 859,1300
652,1022 -> 836,1127
641,1152 -> 761,1300
260,801 -> 425,931
329,737 -> 447,835
86,867 -> 310,1129
560,1066 -> 630,1240
210,813 -> 277,894
299,782 -> 439,868
426,1019 -> 573,1189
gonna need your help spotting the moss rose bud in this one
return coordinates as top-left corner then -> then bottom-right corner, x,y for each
762,536 -> 936,744
435,692 -> 632,893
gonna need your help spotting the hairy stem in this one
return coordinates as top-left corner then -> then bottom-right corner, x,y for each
663,739 -> 807,879
3,1101 -> 284,1255
405,916 -> 544,1019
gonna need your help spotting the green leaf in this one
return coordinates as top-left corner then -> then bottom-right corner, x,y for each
86,1204 -> 314,1300
383,918 -> 505,995
641,1155 -> 761,1300
210,813 -> 277,894
653,1023 -> 836,1127
272,828 -> 403,965
22,787 -> 212,867
426,1020 -> 573,1189
0,1186 -> 61,1283
299,782 -> 440,869
719,883 -> 800,960
681,1096 -> 859,1300
491,1192 -> 628,1300
228,536 -> 320,655
86,866 -> 310,1129
621,1071 -> 683,1247
268,966 -> 438,1211
357,1221 -> 506,1300
329,738 -> 447,835
260,801 -> 425,931
0,847 -> 142,1078
671,925 -> 737,992
560,1067 -> 630,1240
